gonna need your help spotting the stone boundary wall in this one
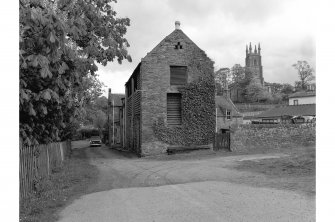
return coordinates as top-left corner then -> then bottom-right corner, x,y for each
230,124 -> 315,152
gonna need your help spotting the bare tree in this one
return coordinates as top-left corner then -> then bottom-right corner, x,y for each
292,61 -> 315,91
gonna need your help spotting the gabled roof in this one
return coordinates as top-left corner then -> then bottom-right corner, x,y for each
144,28 -> 208,60
215,96 -> 242,117
255,104 -> 316,118
288,91 -> 316,98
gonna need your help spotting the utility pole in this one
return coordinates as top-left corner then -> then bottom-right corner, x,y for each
112,99 -> 114,145
107,88 -> 112,147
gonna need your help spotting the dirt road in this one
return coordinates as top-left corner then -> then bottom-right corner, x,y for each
57,144 -> 315,222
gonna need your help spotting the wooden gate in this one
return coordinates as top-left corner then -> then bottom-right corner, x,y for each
133,115 -> 141,154
214,132 -> 230,151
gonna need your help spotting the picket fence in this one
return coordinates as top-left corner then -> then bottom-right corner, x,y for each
19,140 -> 72,199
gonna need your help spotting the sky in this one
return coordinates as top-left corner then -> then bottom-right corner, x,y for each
96,0 -> 316,96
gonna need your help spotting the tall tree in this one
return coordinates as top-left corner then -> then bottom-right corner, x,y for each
245,78 -> 272,103
215,68 -> 230,95
292,61 -> 315,91
19,0 -> 131,145
230,64 -> 245,84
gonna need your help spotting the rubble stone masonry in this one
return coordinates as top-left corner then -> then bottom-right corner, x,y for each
231,124 -> 316,152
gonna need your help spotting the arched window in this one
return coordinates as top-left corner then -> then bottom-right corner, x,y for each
254,59 -> 257,66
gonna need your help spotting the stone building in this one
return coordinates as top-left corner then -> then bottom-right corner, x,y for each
229,43 -> 264,103
124,21 -> 215,156
216,92 -> 243,133
288,91 -> 316,105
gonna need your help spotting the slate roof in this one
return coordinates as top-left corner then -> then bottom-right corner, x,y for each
216,96 -> 242,117
110,94 -> 125,106
255,104 -> 316,118
288,91 -> 316,98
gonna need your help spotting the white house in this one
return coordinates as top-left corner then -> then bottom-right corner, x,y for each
288,91 -> 315,105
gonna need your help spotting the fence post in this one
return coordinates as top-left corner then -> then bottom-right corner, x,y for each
46,146 -> 50,176
60,142 -> 64,162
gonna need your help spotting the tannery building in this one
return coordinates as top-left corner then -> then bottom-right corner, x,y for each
124,21 -> 215,156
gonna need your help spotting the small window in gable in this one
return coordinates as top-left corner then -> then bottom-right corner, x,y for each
174,42 -> 183,49
170,66 -> 187,85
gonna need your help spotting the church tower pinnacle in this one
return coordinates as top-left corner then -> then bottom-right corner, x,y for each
258,43 -> 261,54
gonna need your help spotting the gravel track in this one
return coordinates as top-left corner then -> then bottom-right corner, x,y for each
58,144 -> 315,222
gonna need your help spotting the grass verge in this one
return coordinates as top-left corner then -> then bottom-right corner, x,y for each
233,146 -> 315,195
20,148 -> 99,222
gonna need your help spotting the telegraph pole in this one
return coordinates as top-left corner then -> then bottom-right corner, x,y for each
112,99 -> 115,145
107,88 -> 112,147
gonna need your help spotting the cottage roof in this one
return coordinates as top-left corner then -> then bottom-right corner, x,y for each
110,93 -> 125,107
254,104 -> 316,118
288,91 -> 316,98
215,96 -> 242,117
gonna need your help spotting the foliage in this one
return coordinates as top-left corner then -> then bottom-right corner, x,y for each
19,0 -> 131,145
280,83 -> 295,94
245,78 -> 272,102
81,75 -> 107,105
280,84 -> 295,101
93,110 -> 107,137
81,96 -> 108,125
265,82 -> 283,94
292,61 -> 315,91
153,76 -> 215,146
230,64 -> 245,84
261,82 -> 294,104
215,67 -> 230,95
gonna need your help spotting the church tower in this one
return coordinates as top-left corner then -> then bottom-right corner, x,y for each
245,42 -> 264,85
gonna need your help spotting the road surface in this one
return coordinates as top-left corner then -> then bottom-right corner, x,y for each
57,143 -> 315,222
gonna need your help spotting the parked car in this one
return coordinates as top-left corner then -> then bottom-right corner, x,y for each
89,137 -> 102,147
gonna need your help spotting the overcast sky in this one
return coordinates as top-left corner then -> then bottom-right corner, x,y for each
96,0 -> 315,96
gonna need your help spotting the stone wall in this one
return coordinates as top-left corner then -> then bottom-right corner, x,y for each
231,124 -> 315,152
216,117 -> 243,132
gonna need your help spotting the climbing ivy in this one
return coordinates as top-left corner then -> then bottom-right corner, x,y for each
153,75 -> 215,146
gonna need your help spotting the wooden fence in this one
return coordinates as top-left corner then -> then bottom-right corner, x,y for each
19,140 -> 72,199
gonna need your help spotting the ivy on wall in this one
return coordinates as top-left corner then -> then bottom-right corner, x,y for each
153,75 -> 215,146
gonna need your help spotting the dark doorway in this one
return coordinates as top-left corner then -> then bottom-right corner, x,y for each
214,130 -> 231,151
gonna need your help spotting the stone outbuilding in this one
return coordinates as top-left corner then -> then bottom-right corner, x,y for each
288,91 -> 315,105
216,93 -> 243,133
124,21 -> 215,156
